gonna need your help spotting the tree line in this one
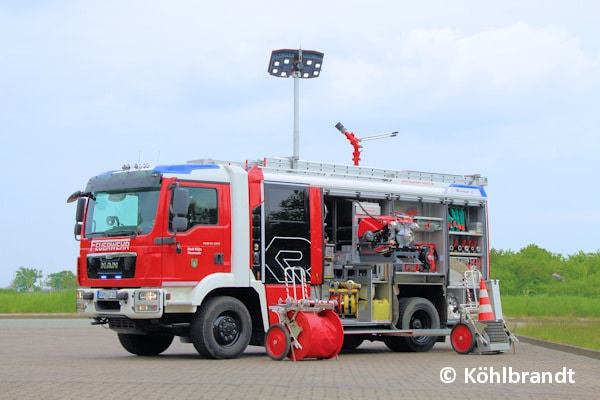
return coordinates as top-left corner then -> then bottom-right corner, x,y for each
491,245 -> 600,297
9,267 -> 76,292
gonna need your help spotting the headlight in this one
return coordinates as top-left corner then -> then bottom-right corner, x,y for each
138,290 -> 159,301
76,289 -> 93,312
134,290 -> 161,313
77,289 -> 94,300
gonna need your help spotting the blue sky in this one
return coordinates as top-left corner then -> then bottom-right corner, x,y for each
1,1 -> 599,287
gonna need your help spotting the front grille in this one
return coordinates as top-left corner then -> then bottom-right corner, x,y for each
108,318 -> 136,330
87,254 -> 136,279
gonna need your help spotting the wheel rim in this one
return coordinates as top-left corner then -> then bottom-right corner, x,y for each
266,325 -> 290,360
212,314 -> 241,346
451,324 -> 474,354
410,309 -> 431,344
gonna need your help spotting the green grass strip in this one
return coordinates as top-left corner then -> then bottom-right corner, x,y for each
502,295 -> 600,318
0,289 -> 76,314
510,318 -> 600,351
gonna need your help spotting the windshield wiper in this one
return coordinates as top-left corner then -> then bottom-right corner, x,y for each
86,232 -> 108,238
106,229 -> 138,237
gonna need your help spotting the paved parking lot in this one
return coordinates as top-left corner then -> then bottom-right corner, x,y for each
0,317 -> 598,399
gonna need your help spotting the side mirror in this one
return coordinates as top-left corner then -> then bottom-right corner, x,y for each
172,188 -> 189,217
73,197 -> 87,240
172,216 -> 188,232
75,197 -> 87,223
74,222 -> 82,241
171,188 -> 189,232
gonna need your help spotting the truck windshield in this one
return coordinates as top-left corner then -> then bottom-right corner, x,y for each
84,190 -> 160,237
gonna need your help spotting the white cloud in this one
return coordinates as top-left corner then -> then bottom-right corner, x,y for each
450,23 -> 595,87
397,23 -> 600,96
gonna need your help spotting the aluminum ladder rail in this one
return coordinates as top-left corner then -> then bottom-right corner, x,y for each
189,157 -> 488,187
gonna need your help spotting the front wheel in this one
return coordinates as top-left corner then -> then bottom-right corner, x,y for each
190,296 -> 252,359
118,334 -> 174,356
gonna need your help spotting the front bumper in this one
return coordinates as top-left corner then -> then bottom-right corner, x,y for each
76,288 -> 164,319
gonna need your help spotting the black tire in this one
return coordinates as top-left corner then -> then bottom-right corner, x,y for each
385,297 -> 440,352
384,298 -> 410,352
191,296 -> 252,359
391,293 -> 400,325
117,333 -> 174,356
341,335 -> 364,351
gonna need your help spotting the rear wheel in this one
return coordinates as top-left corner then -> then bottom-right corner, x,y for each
117,334 -> 174,356
190,296 -> 252,359
450,323 -> 475,354
265,324 -> 291,360
385,297 -> 440,352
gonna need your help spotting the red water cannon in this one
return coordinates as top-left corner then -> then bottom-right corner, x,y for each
335,122 -> 362,166
335,122 -> 398,166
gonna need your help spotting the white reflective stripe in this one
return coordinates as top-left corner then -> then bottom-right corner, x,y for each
161,281 -> 199,287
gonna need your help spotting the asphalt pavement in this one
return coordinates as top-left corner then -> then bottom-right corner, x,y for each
1,317 -> 599,399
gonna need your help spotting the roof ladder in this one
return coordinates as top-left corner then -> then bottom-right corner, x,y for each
249,157 -> 487,187
189,157 -> 487,187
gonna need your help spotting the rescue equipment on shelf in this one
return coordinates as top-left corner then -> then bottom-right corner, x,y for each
329,280 -> 361,317
463,268 -> 480,309
266,267 -> 344,361
415,243 -> 438,272
357,211 -> 418,256
448,207 -> 466,232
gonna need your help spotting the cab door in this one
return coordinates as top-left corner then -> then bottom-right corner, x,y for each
162,183 -> 231,283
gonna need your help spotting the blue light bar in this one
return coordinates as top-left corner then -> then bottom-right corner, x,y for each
155,164 -> 220,174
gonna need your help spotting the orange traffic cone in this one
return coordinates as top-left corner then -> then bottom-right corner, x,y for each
477,277 -> 495,321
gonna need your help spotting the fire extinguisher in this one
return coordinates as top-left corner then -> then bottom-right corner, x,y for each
428,244 -> 438,272
418,243 -> 438,272
427,249 -> 436,272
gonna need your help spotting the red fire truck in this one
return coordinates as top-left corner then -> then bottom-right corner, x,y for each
69,157 -> 502,359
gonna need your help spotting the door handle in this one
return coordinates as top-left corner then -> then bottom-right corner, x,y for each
214,253 -> 224,265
